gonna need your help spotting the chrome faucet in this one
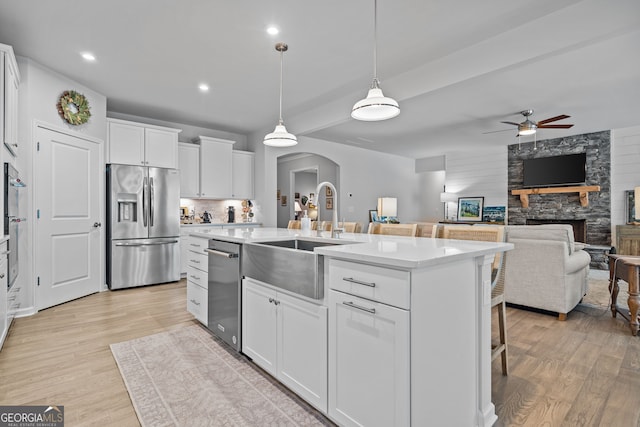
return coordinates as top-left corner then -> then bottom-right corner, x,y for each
315,181 -> 343,238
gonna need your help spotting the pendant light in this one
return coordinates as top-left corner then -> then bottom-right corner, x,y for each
351,0 -> 400,121
264,42 -> 297,147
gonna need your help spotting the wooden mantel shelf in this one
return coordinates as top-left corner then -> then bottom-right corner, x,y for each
511,185 -> 601,208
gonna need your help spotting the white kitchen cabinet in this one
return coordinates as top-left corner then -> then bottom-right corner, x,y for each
1,44 -> 20,157
328,289 -> 410,427
197,136 -> 235,199
0,240 -> 8,350
107,118 -> 181,168
178,143 -> 200,198
186,235 -> 209,325
242,278 -> 328,412
232,151 -> 254,199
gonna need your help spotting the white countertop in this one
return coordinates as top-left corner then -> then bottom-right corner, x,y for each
191,227 -> 512,269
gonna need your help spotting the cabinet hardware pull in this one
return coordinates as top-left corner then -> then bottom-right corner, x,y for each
343,301 -> 376,314
342,277 -> 376,287
190,299 -> 200,306
190,275 -> 199,280
190,259 -> 200,263
268,297 -> 274,303
205,248 -> 239,258
190,243 -> 200,247
0,274 -> 4,279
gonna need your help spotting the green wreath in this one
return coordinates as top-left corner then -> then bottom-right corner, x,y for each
57,90 -> 91,125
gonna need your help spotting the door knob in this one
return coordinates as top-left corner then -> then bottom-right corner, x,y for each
93,222 -> 102,228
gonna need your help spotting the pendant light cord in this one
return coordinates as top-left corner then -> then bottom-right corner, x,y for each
372,0 -> 379,88
279,50 -> 283,124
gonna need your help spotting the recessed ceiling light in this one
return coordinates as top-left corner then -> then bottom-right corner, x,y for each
81,52 -> 96,62
267,26 -> 279,35
198,84 -> 210,92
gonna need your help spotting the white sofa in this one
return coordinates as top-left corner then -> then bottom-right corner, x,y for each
503,224 -> 591,320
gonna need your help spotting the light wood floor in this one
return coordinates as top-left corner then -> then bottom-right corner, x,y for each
1,279 -> 639,426
0,280 -> 195,426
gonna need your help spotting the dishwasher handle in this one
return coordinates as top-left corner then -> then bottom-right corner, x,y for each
205,248 -> 239,259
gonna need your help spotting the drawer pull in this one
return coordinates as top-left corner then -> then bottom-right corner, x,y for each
189,275 -> 200,281
190,299 -> 200,306
343,301 -> 376,314
190,243 -> 200,247
343,277 -> 376,288
190,259 -> 200,264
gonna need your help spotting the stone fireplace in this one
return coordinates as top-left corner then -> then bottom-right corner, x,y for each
507,131 -> 611,250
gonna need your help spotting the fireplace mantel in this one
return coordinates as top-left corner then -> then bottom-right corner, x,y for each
511,185 -> 601,208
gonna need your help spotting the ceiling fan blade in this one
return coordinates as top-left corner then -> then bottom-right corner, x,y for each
482,128 -> 514,134
500,121 -> 520,126
537,124 -> 574,129
537,114 -> 570,125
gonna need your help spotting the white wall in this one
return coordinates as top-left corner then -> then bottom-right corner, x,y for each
611,125 -> 640,242
250,134 -> 423,228
444,147 -> 508,221
16,56 -> 108,316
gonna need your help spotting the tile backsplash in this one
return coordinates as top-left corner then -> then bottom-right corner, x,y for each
180,198 -> 254,224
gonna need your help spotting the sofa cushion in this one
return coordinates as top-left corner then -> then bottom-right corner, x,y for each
505,225 -> 576,254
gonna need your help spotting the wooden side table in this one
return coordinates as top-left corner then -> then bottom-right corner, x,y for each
607,254 -> 640,336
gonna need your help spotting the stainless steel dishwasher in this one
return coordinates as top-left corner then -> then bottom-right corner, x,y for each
206,239 -> 241,351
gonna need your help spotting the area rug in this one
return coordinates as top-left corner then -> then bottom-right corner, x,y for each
110,325 -> 332,427
581,273 -> 629,309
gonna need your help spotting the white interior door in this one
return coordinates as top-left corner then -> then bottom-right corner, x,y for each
35,125 -> 102,310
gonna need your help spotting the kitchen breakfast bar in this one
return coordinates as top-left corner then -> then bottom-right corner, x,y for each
188,227 -> 512,426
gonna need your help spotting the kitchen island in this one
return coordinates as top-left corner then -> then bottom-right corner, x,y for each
189,227 -> 511,426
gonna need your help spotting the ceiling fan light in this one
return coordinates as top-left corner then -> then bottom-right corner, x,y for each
518,120 -> 537,136
263,123 -> 298,147
351,87 -> 400,121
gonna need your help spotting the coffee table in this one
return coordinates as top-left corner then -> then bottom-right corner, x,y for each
607,254 -> 640,336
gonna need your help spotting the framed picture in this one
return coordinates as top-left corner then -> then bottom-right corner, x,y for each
369,209 -> 379,222
482,206 -> 505,224
295,192 -> 300,199
457,197 -> 484,222
625,190 -> 636,223
326,197 -> 333,210
326,186 -> 333,197
281,195 -> 287,206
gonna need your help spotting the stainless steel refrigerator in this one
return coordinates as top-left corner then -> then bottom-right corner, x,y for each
106,164 -> 180,290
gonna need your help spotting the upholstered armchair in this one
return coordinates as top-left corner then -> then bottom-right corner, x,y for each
503,225 -> 591,320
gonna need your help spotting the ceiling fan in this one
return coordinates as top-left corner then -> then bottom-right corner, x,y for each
486,109 -> 574,136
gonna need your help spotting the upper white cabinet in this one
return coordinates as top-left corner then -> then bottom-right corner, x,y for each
1,43 -> 20,157
232,150 -> 254,199
178,142 -> 200,198
107,118 -> 181,168
198,136 -> 235,199
178,137 -> 255,200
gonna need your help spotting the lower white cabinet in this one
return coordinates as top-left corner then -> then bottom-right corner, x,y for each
186,235 -> 209,325
328,289 -> 410,427
187,281 -> 208,325
242,278 -> 328,412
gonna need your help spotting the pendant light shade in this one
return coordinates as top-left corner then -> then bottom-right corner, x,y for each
264,123 -> 297,147
264,42 -> 297,147
352,0 -> 399,121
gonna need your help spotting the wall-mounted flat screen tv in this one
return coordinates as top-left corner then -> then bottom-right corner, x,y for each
522,153 -> 587,187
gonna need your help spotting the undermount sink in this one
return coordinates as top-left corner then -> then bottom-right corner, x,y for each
255,238 -> 345,252
242,238 -> 353,299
